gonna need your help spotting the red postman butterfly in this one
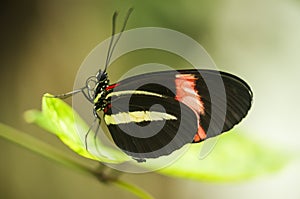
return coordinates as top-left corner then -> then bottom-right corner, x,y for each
56,9 -> 253,161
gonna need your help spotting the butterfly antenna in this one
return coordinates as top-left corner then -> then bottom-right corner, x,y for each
104,8 -> 134,72
104,11 -> 118,73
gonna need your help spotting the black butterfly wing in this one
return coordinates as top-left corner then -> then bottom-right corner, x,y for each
106,69 -> 252,143
194,70 -> 253,139
103,92 -> 198,159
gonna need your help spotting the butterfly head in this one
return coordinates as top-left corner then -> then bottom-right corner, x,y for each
96,69 -> 108,82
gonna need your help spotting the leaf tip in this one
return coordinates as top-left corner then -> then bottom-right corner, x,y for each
43,93 -> 54,98
23,110 -> 41,124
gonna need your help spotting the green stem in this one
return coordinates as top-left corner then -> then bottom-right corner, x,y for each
0,123 -> 154,199
112,180 -> 155,199
0,123 -> 93,175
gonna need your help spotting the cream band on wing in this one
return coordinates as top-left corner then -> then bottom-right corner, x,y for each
106,90 -> 164,99
104,111 -> 177,125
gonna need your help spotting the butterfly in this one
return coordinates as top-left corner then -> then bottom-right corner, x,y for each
56,8 -> 253,162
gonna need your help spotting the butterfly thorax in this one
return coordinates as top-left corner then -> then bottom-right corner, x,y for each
93,73 -> 110,112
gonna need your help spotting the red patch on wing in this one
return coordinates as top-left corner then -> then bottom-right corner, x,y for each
175,74 -> 206,141
103,103 -> 112,113
106,83 -> 119,91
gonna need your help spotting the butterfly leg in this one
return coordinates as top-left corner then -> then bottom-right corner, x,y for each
51,89 -> 82,99
93,119 -> 102,155
85,117 -> 97,151
85,109 -> 102,151
92,109 -> 104,155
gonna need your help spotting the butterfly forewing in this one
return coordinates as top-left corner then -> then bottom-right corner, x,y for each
100,69 -> 252,158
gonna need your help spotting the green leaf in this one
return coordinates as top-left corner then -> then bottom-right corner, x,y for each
157,132 -> 291,182
0,123 -> 155,199
24,93 -> 129,164
24,94 -> 290,182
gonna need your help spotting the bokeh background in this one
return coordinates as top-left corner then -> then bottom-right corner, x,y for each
1,0 -> 300,198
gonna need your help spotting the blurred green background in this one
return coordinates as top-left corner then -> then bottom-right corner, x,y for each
1,0 -> 300,198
